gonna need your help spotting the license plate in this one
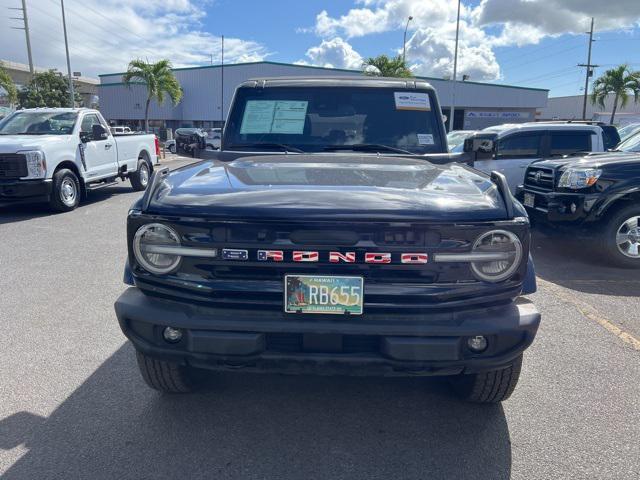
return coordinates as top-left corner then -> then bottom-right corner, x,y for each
523,192 -> 535,208
284,275 -> 363,315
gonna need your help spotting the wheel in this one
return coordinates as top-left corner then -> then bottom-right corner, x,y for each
599,205 -> 640,268
135,350 -> 201,393
450,354 -> 523,403
130,158 -> 151,191
169,143 -> 176,154
49,168 -> 80,212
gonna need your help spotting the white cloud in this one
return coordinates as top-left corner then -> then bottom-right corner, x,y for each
0,0 -> 270,78
300,37 -> 363,70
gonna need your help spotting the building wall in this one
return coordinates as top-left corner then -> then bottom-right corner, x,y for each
538,94 -> 640,125
98,61 -> 548,130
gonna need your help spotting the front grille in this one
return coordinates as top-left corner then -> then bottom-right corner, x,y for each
0,154 -> 28,179
525,166 -> 555,191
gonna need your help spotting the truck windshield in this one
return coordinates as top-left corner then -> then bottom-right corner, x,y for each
0,111 -> 78,135
224,86 -> 444,154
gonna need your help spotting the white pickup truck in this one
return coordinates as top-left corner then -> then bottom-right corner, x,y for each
0,108 -> 159,211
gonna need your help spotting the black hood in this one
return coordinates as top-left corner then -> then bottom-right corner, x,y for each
146,155 -> 509,221
533,152 -> 640,170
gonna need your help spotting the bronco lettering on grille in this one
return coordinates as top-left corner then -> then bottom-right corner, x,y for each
230,250 -> 429,263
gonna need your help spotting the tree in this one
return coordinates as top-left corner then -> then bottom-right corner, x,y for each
18,70 -> 81,108
591,64 -> 640,125
0,63 -> 18,107
122,59 -> 182,132
362,54 -> 413,78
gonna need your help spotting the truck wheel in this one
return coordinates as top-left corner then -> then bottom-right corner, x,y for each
450,354 -> 523,403
50,168 -> 81,212
599,205 -> 640,268
130,158 -> 151,191
135,350 -> 201,393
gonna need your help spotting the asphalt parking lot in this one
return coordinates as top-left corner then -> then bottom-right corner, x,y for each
0,155 -> 638,480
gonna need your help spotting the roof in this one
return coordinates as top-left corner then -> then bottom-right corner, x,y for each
484,122 -> 602,136
98,60 -> 548,92
238,76 -> 436,90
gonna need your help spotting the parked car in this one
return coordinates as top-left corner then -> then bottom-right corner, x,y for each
0,108 -> 159,211
115,76 -> 540,403
617,123 -> 640,143
516,133 -> 640,267
110,126 -> 133,135
466,122 -> 612,192
204,127 -> 222,150
166,128 -> 219,153
447,129 -> 478,151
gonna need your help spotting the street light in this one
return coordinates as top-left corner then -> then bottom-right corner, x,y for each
448,0 -> 461,132
402,16 -> 413,64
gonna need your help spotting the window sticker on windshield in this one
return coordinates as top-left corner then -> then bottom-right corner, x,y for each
394,92 -> 431,111
240,100 -> 308,134
417,133 -> 434,145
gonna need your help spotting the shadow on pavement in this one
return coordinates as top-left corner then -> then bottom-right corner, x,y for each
530,229 -> 638,297
0,343 -> 512,480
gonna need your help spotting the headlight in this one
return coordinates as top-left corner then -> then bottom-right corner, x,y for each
133,223 -> 182,274
557,168 -> 602,189
19,150 -> 46,179
470,230 -> 523,283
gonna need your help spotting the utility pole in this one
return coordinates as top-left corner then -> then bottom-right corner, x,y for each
9,0 -> 34,75
60,0 -> 75,108
448,0 -> 461,132
578,17 -> 598,120
402,16 -> 413,64
221,35 -> 224,123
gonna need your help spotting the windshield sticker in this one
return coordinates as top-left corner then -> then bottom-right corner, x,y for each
417,133 -> 434,145
394,92 -> 431,111
240,100 -> 308,134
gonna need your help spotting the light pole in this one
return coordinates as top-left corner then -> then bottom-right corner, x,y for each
402,16 -> 413,64
448,0 -> 461,132
60,0 -> 75,108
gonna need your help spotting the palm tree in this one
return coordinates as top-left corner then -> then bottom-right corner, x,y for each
122,59 -> 182,132
362,54 -> 413,78
0,63 -> 18,108
591,64 -> 640,125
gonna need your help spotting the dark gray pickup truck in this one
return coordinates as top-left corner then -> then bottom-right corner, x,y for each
115,76 -> 540,403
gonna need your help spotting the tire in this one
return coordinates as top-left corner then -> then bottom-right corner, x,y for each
130,158 -> 151,191
135,350 -> 201,393
598,205 -> 640,268
49,168 -> 81,212
450,354 -> 523,403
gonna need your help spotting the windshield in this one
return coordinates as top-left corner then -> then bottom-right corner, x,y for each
617,131 -> 640,152
0,111 -> 78,135
447,130 -> 476,151
223,86 -> 444,154
618,123 -> 640,141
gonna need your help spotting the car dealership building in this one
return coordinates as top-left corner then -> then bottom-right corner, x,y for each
98,61 -> 548,133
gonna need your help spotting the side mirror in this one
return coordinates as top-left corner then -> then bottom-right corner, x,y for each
92,124 -> 108,141
464,137 -> 494,153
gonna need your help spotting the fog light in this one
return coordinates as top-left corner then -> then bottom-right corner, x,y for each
467,335 -> 488,353
163,326 -> 183,343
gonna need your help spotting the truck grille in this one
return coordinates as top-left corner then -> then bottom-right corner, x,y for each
0,154 -> 28,179
524,166 -> 555,192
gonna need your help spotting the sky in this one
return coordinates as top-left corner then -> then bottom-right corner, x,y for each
1,0 -> 639,97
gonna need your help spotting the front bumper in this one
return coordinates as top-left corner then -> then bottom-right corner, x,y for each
0,179 -> 52,204
515,186 -> 592,223
115,287 -> 541,377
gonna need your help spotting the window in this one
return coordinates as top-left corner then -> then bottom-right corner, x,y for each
224,86 -> 444,154
496,134 -> 542,158
80,114 -> 102,134
549,132 -> 591,156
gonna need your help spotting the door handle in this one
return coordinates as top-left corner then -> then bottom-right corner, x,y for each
105,143 -> 112,149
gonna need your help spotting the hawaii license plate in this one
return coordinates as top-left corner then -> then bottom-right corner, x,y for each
284,275 -> 363,315
523,192 -> 535,208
